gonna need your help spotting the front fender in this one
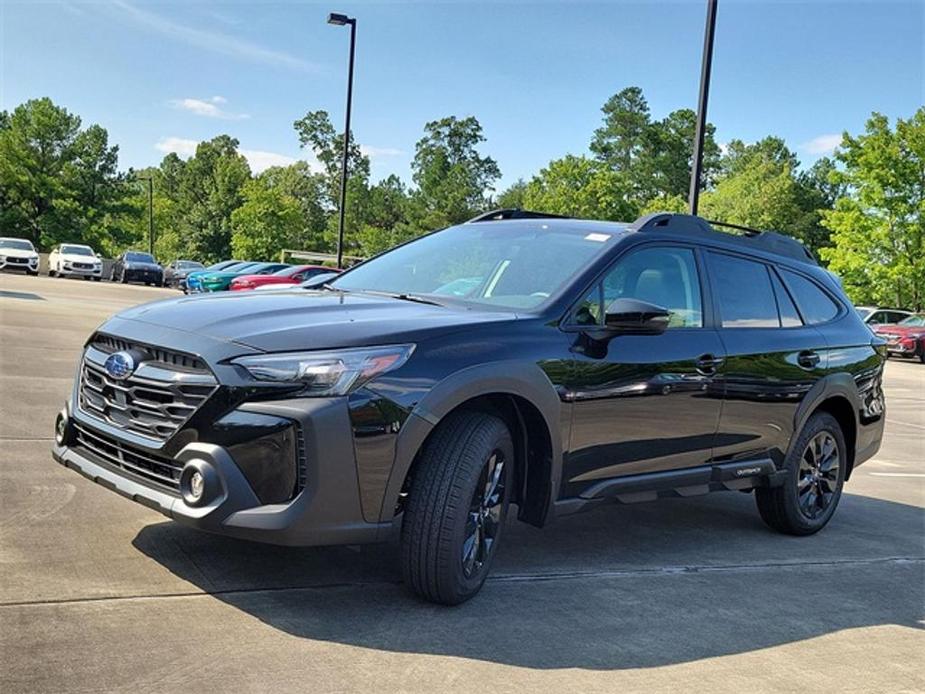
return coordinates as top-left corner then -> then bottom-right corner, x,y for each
376,360 -> 565,526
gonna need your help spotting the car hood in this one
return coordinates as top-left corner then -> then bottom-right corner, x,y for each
61,254 -> 99,263
113,289 -> 519,351
125,261 -> 161,270
1,248 -> 38,259
201,271 -> 242,281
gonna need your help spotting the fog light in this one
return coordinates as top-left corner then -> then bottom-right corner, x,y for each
179,461 -> 219,507
189,471 -> 205,501
54,409 -> 74,447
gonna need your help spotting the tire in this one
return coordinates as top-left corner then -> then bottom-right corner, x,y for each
93,276 -> 101,282
120,272 -> 128,284
756,411 -> 846,536
27,270 -> 38,277
400,410 -> 514,605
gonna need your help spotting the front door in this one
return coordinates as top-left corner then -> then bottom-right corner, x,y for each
560,244 -> 725,497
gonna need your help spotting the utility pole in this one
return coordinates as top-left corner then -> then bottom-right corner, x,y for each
688,0 -> 718,216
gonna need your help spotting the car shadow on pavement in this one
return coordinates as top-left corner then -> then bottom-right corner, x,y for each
133,490 -> 924,670
0,290 -> 45,301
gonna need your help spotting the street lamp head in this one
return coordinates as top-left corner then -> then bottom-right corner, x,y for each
327,12 -> 354,26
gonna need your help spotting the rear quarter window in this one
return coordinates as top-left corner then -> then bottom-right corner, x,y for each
781,270 -> 840,325
708,253 -> 779,328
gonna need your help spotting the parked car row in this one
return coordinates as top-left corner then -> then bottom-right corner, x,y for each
184,261 -> 339,293
0,235 -> 340,292
873,313 -> 925,363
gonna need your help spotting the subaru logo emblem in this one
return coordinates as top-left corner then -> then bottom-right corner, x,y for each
104,351 -> 136,380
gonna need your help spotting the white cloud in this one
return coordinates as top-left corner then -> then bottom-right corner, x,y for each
154,137 -> 308,174
361,145 -> 405,159
169,96 -> 249,120
802,133 -> 842,156
109,0 -> 320,73
155,136 -> 199,157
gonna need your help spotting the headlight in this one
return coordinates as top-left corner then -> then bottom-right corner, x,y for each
231,344 -> 415,396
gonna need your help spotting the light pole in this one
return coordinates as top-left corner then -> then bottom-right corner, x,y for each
328,11 -> 357,269
688,0 -> 718,216
137,175 -> 154,255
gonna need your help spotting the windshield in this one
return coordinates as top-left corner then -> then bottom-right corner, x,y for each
0,239 -> 35,251
330,222 -> 623,309
126,252 -> 155,263
177,260 -> 203,269
62,245 -> 94,256
898,314 -> 925,327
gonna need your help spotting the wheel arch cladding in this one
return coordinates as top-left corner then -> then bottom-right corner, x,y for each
379,361 -> 563,527
812,396 -> 858,479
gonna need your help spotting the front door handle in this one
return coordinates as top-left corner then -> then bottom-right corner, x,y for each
696,354 -> 725,374
798,350 -> 821,369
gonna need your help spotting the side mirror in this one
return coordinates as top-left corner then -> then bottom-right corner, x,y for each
604,298 -> 671,334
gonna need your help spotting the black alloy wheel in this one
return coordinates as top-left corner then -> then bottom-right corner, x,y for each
462,450 -> 507,578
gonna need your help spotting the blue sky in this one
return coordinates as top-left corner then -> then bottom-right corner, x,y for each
2,1 -> 922,190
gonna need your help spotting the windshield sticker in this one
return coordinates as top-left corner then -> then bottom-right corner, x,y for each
584,233 -> 611,242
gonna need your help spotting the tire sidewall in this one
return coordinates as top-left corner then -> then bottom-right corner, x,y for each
449,426 -> 515,598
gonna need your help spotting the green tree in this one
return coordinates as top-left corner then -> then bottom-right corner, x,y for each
820,110 -> 925,309
410,116 -> 501,228
522,155 -> 637,221
591,86 -> 651,174
259,161 -> 329,252
495,179 -> 527,209
230,178 -> 303,261
0,98 -> 126,249
173,135 -> 251,262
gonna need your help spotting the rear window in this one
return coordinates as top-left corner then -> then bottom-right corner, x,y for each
709,253 -> 779,328
781,270 -> 840,324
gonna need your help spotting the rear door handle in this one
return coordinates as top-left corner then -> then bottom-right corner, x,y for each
798,350 -> 821,369
696,354 -> 725,374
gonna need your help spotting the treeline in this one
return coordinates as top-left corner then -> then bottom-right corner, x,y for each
0,92 -> 922,308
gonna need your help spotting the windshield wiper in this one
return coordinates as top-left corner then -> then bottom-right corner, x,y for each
353,289 -> 445,306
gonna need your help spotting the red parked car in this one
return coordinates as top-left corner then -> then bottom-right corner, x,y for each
875,313 -> 925,363
230,264 -> 340,291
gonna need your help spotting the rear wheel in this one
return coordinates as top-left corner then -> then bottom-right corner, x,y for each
400,410 -> 514,605
756,412 -> 846,535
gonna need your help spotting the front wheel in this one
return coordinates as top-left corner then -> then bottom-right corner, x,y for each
756,412 -> 846,535
400,411 -> 514,605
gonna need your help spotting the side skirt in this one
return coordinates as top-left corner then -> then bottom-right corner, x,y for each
554,459 -> 783,517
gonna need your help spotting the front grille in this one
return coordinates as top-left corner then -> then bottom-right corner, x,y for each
92,334 -> 209,373
74,422 -> 182,492
7,257 -> 27,264
78,342 -> 218,441
72,262 -> 93,269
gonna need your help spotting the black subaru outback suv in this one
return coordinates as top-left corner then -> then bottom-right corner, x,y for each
53,211 -> 886,604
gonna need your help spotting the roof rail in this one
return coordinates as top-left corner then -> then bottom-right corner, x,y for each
629,212 -> 817,265
466,208 -> 571,223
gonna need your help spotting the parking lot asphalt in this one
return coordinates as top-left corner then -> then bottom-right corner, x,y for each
1,273 -> 923,693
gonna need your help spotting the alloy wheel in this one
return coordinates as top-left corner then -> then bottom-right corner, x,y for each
797,431 -> 840,519
462,451 -> 506,578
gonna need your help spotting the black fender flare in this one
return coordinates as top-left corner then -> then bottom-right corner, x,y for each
789,372 -> 861,467
376,360 -> 564,525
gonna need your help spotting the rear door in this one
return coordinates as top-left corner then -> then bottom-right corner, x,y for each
707,251 -> 826,465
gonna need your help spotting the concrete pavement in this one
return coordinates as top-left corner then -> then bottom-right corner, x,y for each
1,273 -> 923,693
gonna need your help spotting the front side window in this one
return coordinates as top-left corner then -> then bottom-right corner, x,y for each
781,270 -> 840,325
709,253 -> 779,328
573,246 -> 703,328
331,223 -> 625,310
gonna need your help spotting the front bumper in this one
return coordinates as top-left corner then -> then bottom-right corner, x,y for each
0,258 -> 39,272
884,337 -> 921,356
124,269 -> 162,284
54,396 -> 391,546
60,264 -> 102,277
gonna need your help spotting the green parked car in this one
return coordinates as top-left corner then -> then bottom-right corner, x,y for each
197,262 -> 290,292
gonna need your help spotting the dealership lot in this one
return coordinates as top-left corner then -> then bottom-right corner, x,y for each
0,273 -> 922,693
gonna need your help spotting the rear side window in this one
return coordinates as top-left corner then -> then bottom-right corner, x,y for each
709,253 -> 779,328
781,270 -> 840,324
771,271 -> 803,327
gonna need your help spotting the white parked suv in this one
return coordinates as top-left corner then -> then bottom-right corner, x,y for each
0,237 -> 40,275
48,244 -> 103,281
